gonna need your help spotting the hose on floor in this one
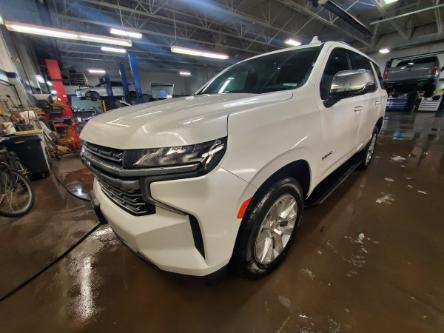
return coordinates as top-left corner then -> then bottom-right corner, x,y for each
0,223 -> 101,302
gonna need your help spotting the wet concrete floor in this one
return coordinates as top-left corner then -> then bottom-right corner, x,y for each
0,112 -> 443,332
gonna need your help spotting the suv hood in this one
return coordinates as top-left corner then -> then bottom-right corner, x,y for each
80,91 -> 292,149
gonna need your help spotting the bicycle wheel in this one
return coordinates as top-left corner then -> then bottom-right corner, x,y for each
0,169 -> 34,217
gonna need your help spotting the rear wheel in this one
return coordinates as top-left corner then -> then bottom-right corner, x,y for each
234,177 -> 303,278
423,84 -> 435,98
85,91 -> 101,101
358,128 -> 378,170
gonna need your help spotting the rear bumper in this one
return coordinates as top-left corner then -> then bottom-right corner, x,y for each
384,77 -> 436,88
93,167 -> 251,276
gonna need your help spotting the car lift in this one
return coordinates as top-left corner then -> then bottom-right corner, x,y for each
44,59 -> 80,151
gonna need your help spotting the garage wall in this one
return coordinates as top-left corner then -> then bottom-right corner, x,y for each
0,28 -> 34,106
85,67 -> 220,97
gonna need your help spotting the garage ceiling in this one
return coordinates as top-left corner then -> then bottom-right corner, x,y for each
32,0 -> 444,72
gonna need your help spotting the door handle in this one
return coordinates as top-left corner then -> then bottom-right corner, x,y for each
354,106 -> 363,112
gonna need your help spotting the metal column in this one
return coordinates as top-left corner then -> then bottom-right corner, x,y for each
128,51 -> 143,104
44,59 -> 74,118
103,74 -> 115,109
119,63 -> 130,103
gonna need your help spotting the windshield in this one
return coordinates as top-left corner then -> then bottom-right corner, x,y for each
197,46 -> 322,95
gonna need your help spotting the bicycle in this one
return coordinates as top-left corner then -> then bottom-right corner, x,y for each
0,139 -> 34,217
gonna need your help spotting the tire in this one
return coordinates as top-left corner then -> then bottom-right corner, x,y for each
85,91 -> 101,101
423,84 -> 435,98
358,127 -> 378,170
233,177 -> 304,278
0,170 -> 34,217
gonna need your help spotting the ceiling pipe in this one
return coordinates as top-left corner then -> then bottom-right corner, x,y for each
370,3 -> 444,25
311,0 -> 372,36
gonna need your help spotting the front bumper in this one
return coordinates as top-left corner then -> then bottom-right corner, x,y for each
93,167 -> 251,276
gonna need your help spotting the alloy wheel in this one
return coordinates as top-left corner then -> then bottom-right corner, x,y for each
366,134 -> 377,165
254,194 -> 298,265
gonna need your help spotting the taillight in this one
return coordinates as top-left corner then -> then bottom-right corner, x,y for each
383,68 -> 388,80
432,65 -> 439,76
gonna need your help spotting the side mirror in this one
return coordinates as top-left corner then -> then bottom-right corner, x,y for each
324,69 -> 375,107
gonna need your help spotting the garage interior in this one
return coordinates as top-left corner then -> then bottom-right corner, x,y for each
0,0 -> 444,332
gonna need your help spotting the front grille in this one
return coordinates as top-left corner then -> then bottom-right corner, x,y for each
84,142 -> 124,167
82,143 -> 154,215
97,176 -> 155,216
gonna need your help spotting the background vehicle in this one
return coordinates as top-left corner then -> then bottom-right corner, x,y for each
76,81 -> 134,99
80,41 -> 387,277
383,55 -> 440,97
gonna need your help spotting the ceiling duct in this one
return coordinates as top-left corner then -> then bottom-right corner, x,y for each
311,0 -> 372,36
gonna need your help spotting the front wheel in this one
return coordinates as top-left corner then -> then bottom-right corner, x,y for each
233,177 -> 304,278
358,128 -> 378,170
0,170 -> 34,217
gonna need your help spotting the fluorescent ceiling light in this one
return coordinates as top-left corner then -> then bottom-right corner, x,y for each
285,38 -> 301,47
382,0 -> 398,4
35,75 -> 45,83
101,46 -> 127,53
110,28 -> 142,39
46,81 -> 53,86
171,46 -> 228,60
78,34 -> 131,47
5,21 -> 132,47
179,71 -> 191,76
379,48 -> 390,54
6,22 -> 77,39
88,69 -> 106,74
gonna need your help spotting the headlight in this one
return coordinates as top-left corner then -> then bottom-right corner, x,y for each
124,137 -> 227,173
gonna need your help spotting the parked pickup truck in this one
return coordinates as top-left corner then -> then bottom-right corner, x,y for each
383,55 -> 440,97
80,41 -> 387,277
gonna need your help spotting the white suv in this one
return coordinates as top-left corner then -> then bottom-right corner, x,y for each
80,41 -> 387,277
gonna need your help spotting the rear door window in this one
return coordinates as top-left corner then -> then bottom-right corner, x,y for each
320,48 -> 350,100
349,51 -> 377,92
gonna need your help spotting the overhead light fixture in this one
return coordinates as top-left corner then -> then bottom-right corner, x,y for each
382,0 -> 398,4
35,75 -> 45,83
6,22 -> 77,39
285,38 -> 302,47
5,21 -> 132,47
179,71 -> 191,76
88,69 -> 106,74
78,34 -> 131,47
110,28 -> 142,39
46,81 -> 53,86
171,46 -> 228,60
101,46 -> 126,53
379,48 -> 390,54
